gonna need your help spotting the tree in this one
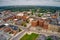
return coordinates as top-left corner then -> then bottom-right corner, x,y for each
21,22 -> 27,27
38,13 -> 43,17
31,9 -> 36,15
19,29 -> 21,32
47,37 -> 52,40
26,19 -> 30,23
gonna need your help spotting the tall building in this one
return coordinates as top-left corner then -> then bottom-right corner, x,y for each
31,20 -> 38,27
39,19 -> 44,27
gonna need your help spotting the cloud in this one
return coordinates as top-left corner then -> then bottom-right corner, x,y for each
53,0 -> 60,2
0,0 -> 60,7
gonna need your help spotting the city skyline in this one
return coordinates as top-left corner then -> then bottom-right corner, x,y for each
0,0 -> 60,7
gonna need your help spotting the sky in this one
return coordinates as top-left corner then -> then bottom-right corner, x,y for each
0,0 -> 60,7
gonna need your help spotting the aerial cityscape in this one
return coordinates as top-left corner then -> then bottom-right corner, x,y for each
0,0 -> 60,40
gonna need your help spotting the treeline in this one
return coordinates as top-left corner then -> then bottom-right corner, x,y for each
0,6 -> 60,13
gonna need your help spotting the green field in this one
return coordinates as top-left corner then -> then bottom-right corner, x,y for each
20,33 -> 39,40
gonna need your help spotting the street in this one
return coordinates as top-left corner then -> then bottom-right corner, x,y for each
10,25 -> 31,40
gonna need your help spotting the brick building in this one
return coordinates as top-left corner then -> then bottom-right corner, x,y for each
31,20 -> 38,27
39,19 -> 44,27
22,15 -> 29,21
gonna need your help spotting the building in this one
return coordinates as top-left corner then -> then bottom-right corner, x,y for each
22,15 -> 29,21
0,24 -> 19,36
31,18 -> 49,29
14,20 -> 23,25
46,15 -> 60,32
4,27 -> 11,32
27,11 -> 32,15
16,12 -> 29,20
43,21 -> 48,29
3,16 -> 16,22
29,18 -> 34,23
48,24 -> 60,32
43,13 -> 51,18
39,19 -> 44,27
51,14 -> 58,19
16,13 -> 24,19
31,20 -> 38,27
13,19 -> 18,24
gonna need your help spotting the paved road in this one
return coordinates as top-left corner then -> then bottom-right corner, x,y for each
11,30 -> 26,40
11,26 -> 31,40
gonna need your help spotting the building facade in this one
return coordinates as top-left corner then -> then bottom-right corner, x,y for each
31,20 -> 38,27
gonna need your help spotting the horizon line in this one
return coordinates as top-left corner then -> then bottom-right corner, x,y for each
0,5 -> 60,7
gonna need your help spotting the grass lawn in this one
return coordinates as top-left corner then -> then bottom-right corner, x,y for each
20,33 -> 39,40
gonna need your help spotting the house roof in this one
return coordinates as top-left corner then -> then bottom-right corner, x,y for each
48,17 -> 60,26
